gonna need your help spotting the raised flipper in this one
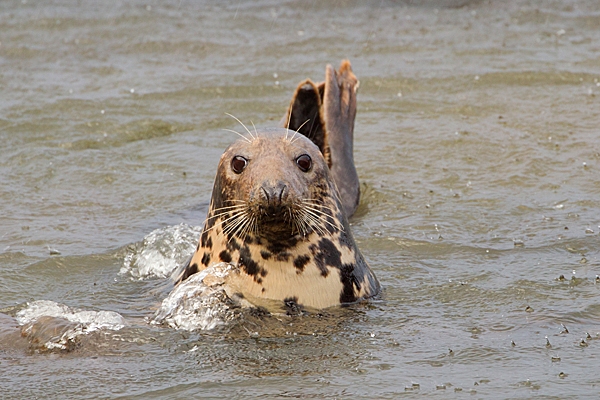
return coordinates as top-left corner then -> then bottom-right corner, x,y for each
282,60 -> 360,217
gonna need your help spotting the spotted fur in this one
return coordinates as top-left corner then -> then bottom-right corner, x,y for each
177,129 -> 379,310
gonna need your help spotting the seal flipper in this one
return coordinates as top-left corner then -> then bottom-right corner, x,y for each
283,80 -> 329,165
322,61 -> 360,217
282,60 -> 360,217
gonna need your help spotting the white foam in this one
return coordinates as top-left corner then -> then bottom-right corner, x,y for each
121,223 -> 203,280
153,263 -> 245,331
16,300 -> 126,329
16,300 -> 126,350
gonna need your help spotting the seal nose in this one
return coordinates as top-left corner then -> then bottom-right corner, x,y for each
260,181 -> 288,212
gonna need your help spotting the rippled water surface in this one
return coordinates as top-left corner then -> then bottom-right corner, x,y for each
2,0 -> 600,398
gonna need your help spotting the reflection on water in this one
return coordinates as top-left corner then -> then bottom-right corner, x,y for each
1,0 -> 600,398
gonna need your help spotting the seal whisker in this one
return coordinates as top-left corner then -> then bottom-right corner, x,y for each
297,211 -> 317,237
223,217 -> 247,240
225,112 -> 256,140
289,119 -> 310,144
210,204 -> 248,213
298,209 -> 328,236
306,116 -> 318,140
299,203 -> 332,217
300,200 -> 338,213
296,118 -> 311,132
222,128 -> 251,143
205,209 -> 248,234
228,211 -> 254,243
207,206 -> 248,220
221,210 -> 248,233
295,207 -> 326,235
285,108 -> 293,137
290,214 -> 304,236
291,209 -> 306,236
238,213 -> 256,242
248,214 -> 259,237
225,216 -> 246,240
299,206 -> 339,232
251,120 -> 258,138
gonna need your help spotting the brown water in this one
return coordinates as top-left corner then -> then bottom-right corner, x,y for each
2,0 -> 600,398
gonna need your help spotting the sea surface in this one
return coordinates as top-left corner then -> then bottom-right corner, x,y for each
1,0 -> 600,398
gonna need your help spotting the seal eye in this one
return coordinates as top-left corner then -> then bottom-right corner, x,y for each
231,156 -> 248,174
296,154 -> 312,172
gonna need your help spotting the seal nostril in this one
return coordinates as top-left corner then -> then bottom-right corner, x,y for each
278,184 -> 288,203
261,186 -> 270,202
261,182 -> 287,209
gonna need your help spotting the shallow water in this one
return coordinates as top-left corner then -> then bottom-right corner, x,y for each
2,0 -> 600,398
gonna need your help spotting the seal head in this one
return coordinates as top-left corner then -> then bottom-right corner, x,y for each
178,128 -> 379,310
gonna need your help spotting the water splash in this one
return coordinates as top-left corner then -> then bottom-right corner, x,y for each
153,263 -> 248,331
121,223 -> 203,280
16,300 -> 126,351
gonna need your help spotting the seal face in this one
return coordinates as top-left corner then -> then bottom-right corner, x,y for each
178,128 -> 379,309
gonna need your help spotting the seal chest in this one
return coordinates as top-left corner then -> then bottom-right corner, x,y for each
179,129 -> 379,309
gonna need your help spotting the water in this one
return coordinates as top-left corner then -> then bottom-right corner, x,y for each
2,0 -> 600,398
